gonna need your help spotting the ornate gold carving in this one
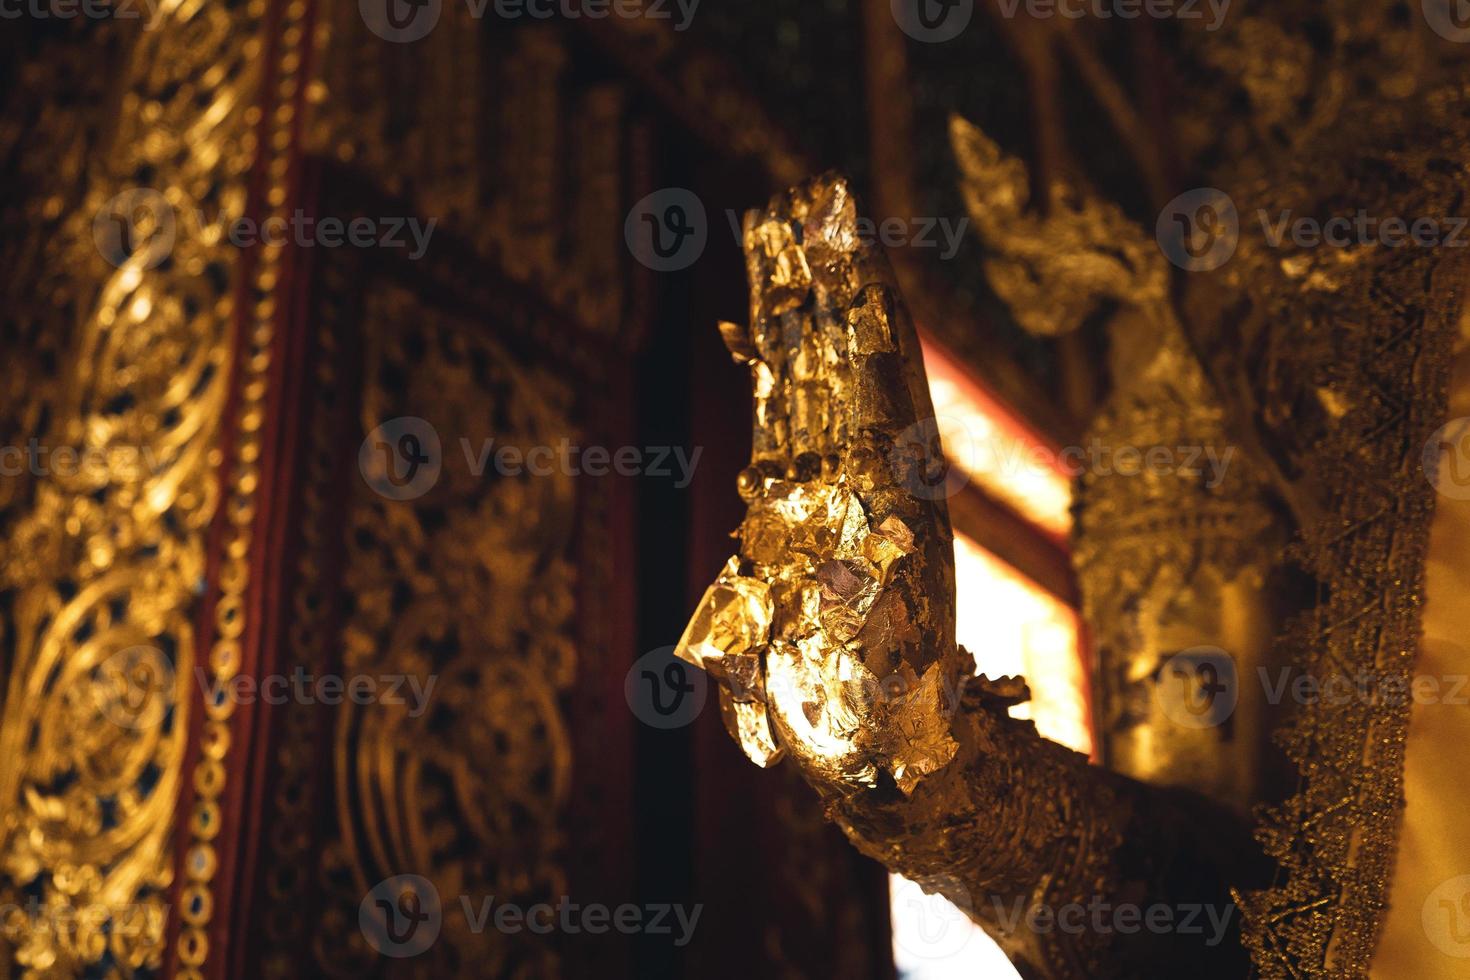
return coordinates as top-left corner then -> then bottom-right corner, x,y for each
948,116 -> 1169,339
951,116 -> 1286,813
679,174 -> 1257,979
0,4 -> 265,977
1181,91 -> 1470,978
948,43 -> 1470,975
307,284 -> 579,978
304,14 -> 630,336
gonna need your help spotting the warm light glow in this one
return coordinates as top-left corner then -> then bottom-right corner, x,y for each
919,338 -> 1072,539
892,343 -> 1091,980
952,533 -> 1091,755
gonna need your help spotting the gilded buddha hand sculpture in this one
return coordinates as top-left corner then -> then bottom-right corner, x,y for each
676,174 -> 1266,979
674,174 -> 964,791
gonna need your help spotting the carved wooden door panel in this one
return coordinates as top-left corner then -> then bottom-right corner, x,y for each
190,161 -> 641,979
0,9 -> 894,979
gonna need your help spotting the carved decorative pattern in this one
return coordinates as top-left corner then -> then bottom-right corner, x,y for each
952,116 -> 1286,813
0,2 -> 266,976
305,12 -> 631,339
1185,92 -> 1470,978
302,283 -> 580,978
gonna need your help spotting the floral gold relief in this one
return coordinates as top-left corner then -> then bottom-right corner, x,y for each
0,2 -> 269,977
303,284 -> 579,979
